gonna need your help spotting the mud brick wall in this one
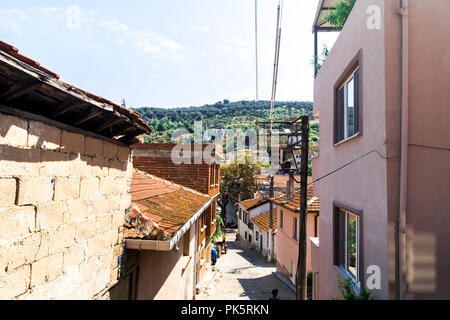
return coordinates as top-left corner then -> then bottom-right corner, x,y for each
0,112 -> 132,299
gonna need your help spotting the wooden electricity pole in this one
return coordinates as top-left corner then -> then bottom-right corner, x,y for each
296,115 -> 309,300
268,175 -> 275,262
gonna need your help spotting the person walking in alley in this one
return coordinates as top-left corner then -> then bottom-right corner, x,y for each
211,246 -> 218,265
269,289 -> 280,300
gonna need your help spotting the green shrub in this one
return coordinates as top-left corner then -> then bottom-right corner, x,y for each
323,0 -> 356,30
338,278 -> 373,300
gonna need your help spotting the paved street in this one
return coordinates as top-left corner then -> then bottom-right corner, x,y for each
196,231 -> 295,300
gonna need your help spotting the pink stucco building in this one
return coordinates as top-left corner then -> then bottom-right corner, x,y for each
273,185 -> 320,287
311,0 -> 450,299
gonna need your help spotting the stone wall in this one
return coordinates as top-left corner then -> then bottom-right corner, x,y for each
0,112 -> 132,299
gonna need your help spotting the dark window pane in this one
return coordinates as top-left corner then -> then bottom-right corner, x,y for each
293,217 -> 298,239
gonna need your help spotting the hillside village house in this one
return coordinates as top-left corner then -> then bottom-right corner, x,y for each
311,0 -> 450,299
250,209 -> 278,259
112,170 -> 216,300
0,41 -> 151,299
237,197 -> 278,260
238,198 -> 268,245
272,178 -> 319,286
130,143 -> 220,287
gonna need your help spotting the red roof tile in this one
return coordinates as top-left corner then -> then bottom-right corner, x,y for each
0,40 -> 151,133
251,210 -> 277,232
239,198 -> 268,211
124,170 -> 212,240
272,185 -> 320,213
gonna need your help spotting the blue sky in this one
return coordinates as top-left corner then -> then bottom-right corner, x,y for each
0,0 -> 338,108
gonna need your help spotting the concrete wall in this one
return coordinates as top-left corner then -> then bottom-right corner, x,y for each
403,0 -> 450,299
252,225 -> 275,259
313,0 -> 450,300
0,111 -> 132,299
313,0 -> 389,299
237,202 -> 270,247
137,224 -> 196,300
275,206 -> 318,285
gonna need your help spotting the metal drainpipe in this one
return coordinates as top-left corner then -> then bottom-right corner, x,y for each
397,0 -> 409,300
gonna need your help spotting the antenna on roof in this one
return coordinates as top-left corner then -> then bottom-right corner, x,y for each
121,98 -> 127,109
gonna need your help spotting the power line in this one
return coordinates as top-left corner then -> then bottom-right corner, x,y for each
308,149 -> 390,186
269,1 -> 284,140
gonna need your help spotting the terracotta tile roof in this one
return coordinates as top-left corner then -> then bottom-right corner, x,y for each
272,185 -> 320,213
124,170 -> 212,240
239,198 -> 268,211
0,40 -> 151,135
251,210 -> 277,232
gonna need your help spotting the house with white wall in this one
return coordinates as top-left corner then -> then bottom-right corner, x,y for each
237,198 -> 277,260
250,210 -> 277,259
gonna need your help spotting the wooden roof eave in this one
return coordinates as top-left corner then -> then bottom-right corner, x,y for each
312,0 -> 340,32
0,51 -> 150,143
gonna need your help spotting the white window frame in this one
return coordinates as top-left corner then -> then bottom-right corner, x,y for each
338,67 -> 359,142
341,210 -> 360,284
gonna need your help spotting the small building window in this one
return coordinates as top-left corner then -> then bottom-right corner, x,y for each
293,216 -> 298,240
215,164 -> 219,185
183,229 -> 190,256
256,231 -> 259,241
280,210 -> 284,229
334,204 -> 361,284
245,231 -> 247,240
336,67 -> 360,144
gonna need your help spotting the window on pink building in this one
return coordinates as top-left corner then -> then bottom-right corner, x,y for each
334,203 -> 362,285
335,58 -> 361,145
293,216 -> 298,240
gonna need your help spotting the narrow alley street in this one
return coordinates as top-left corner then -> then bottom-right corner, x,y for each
196,231 -> 296,300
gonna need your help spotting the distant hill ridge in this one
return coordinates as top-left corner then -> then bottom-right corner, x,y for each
133,100 -> 315,143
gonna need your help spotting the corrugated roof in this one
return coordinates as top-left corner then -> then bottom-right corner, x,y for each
0,40 -> 151,143
251,210 -> 277,232
272,185 -> 320,213
124,170 -> 212,240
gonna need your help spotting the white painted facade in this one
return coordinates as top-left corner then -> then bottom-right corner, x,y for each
252,224 -> 276,259
237,201 -> 277,259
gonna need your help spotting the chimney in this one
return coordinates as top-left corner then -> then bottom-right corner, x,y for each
286,174 -> 295,201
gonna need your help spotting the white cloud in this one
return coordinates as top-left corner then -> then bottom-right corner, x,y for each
98,19 -> 128,32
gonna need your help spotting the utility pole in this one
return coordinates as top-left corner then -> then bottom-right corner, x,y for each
296,115 -> 309,300
268,175 -> 274,262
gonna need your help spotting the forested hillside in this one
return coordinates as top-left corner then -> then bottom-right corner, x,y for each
133,100 -> 318,143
